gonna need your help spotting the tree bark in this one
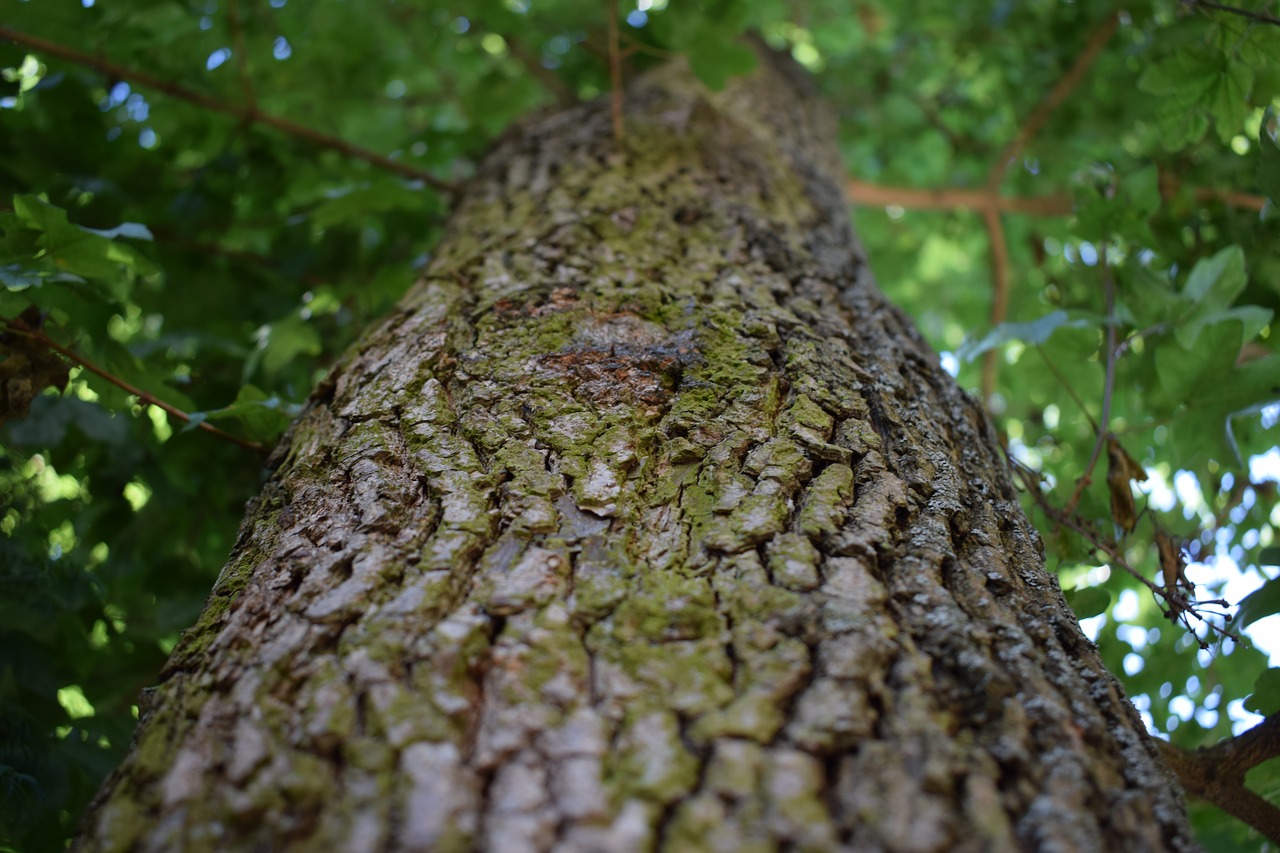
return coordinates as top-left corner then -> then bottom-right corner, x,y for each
76,50 -> 1197,852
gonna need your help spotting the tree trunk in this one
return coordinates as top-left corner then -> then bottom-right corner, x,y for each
76,50 -> 1196,852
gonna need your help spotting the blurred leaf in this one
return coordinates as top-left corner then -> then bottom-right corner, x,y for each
1260,107 -> 1280,203
194,383 -> 299,441
11,196 -> 158,291
959,310 -> 1091,362
1065,585 -> 1111,620
1245,667 -> 1280,716
1235,579 -> 1280,629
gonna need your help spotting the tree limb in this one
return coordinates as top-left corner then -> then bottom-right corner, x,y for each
3,318 -> 269,456
1155,715 -> 1280,845
0,26 -> 462,197
1184,0 -> 1280,27
502,34 -> 577,107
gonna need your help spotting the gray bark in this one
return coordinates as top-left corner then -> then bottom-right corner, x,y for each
77,49 -> 1197,852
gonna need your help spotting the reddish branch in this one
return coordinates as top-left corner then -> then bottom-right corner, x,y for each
1185,0 -> 1280,27
846,179 -> 1264,215
0,26 -> 461,197
845,180 -> 1071,214
6,321 -> 268,455
605,0 -> 624,144
502,34 -> 577,107
1155,714 -> 1280,845
977,11 -> 1120,400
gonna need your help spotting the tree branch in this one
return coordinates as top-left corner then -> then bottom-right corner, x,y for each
4,320 -> 268,456
0,26 -> 462,197
986,11 -> 1121,191
846,178 -> 1264,214
845,180 -> 1072,214
1064,247 -> 1119,516
1155,715 -> 1280,845
227,0 -> 257,113
606,0 -> 624,144
980,205 -> 1010,401
502,34 -> 577,107
1183,0 -> 1280,27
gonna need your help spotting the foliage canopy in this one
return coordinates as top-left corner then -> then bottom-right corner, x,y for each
1,0 -> 1278,848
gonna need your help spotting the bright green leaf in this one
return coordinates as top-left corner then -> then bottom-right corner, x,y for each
1246,667 -> 1280,715
1065,585 -> 1111,620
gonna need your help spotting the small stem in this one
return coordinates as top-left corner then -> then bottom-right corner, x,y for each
980,203 -> 1010,402
227,0 -> 257,112
1064,246 -> 1118,516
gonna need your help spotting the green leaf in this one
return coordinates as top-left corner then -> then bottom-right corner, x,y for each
1246,667 -> 1280,716
253,314 -> 322,377
1259,107 -> 1280,203
1209,63 -> 1252,144
958,310 -> 1089,362
11,195 -> 158,294
1260,547 -> 1280,567
310,181 -> 438,229
1065,585 -> 1111,620
1235,578 -> 1280,628
1,263 -> 43,290
80,222 -> 153,241
688,38 -> 758,90
1174,245 -> 1247,349
1138,52 -> 1217,98
195,384 -> 298,441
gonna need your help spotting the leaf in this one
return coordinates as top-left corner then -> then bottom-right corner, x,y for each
11,196 -> 158,294
1246,667 -> 1280,716
1260,107 -> 1280,203
254,314 -> 322,377
1138,52 -> 1217,98
1065,585 -> 1111,620
958,310 -> 1081,362
1260,547 -> 1280,567
1106,436 -> 1146,534
309,181 -> 436,229
3,395 -> 129,448
194,384 -> 299,441
1235,578 -> 1280,628
0,264 -> 43,291
1209,62 -> 1252,144
80,222 -> 153,241
1181,244 -> 1245,306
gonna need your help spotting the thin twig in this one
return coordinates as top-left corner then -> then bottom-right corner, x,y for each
618,31 -> 678,60
1184,0 -> 1280,26
1063,247 -> 1119,516
606,0 -> 624,144
6,323 -> 268,455
980,205 -> 1010,402
845,179 -> 1265,214
986,11 -> 1121,191
846,180 -> 1072,214
1034,346 -> 1099,433
502,34 -> 577,107
1009,453 -> 1240,644
227,0 -> 257,112
0,26 -> 461,197
977,11 -> 1120,403
1155,714 -> 1280,845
